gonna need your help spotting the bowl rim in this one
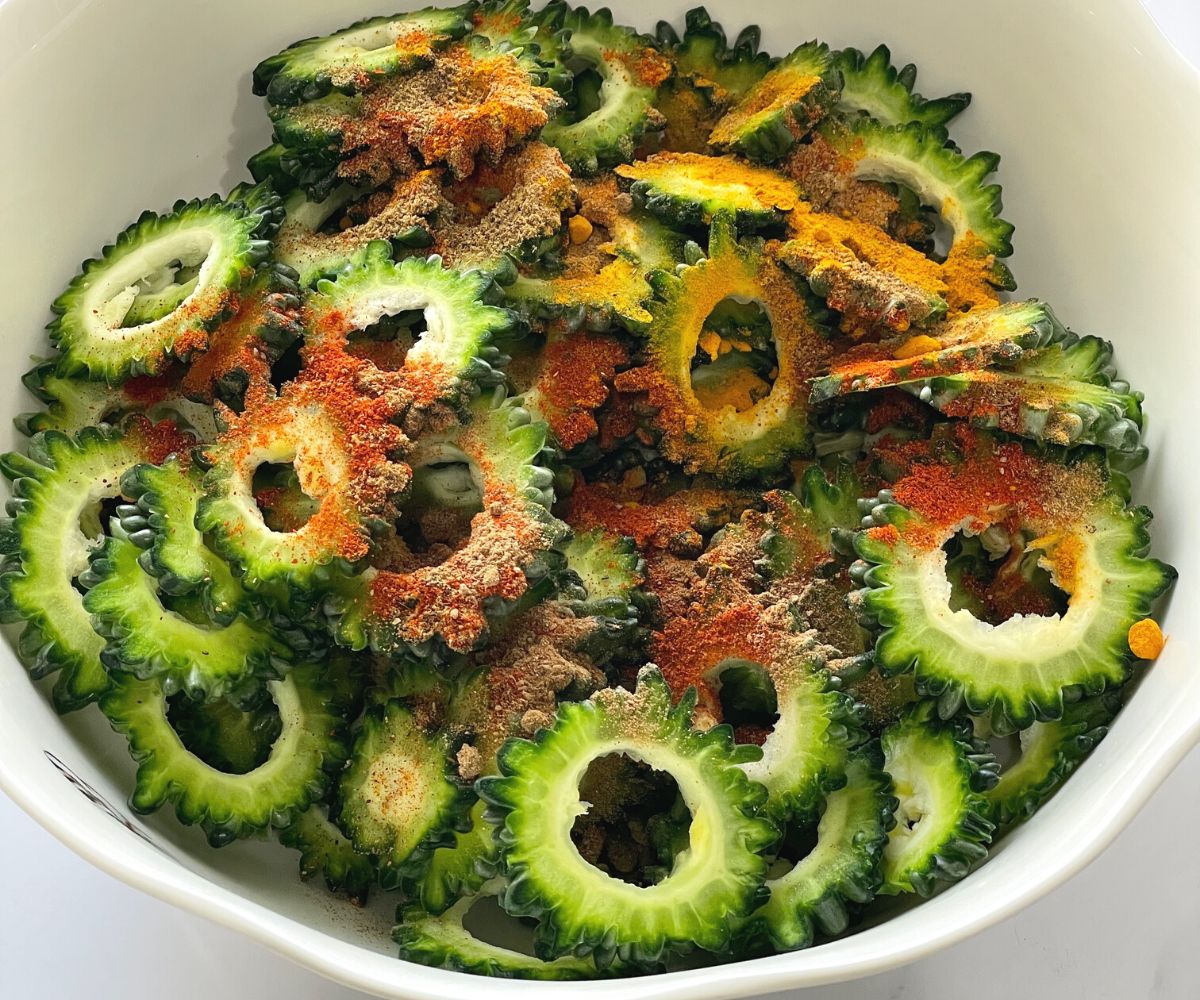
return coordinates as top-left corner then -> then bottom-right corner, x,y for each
1,1 -> 1198,997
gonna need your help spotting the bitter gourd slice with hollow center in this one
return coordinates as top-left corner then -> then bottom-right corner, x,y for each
478,666 -> 777,966
853,428 -> 1175,732
0,420 -> 192,712
99,661 -> 348,847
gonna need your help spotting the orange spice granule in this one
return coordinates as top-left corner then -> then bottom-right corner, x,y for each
1128,619 -> 1166,660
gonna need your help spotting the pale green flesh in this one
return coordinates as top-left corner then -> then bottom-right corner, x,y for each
872,505 -> 1151,707
503,702 -> 763,950
341,707 -> 458,865
736,665 -> 843,816
8,433 -> 150,695
400,879 -> 595,977
86,535 -> 279,691
117,668 -> 332,821
880,724 -> 965,892
755,756 -> 884,946
416,798 -> 498,913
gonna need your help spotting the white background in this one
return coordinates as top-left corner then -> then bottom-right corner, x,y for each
2,3 -> 1197,999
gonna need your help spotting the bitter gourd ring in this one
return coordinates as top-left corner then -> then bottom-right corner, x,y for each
325,391 -> 565,656
650,600 -> 864,821
538,3 -> 672,174
49,193 -> 278,381
394,878 -> 603,979
852,429 -> 1176,731
252,6 -> 472,106
614,214 -> 830,480
305,240 -> 512,413
0,419 -> 193,712
878,702 -> 997,896
268,37 -> 564,194
737,748 -> 895,953
99,661 -> 348,847
478,667 -> 776,967
197,363 -> 412,599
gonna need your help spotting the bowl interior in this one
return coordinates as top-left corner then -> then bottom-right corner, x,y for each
1,1 -> 1198,998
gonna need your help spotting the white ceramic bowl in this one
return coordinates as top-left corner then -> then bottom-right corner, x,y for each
1,1 -> 1197,996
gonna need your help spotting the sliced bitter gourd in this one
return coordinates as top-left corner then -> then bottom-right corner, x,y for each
709,41 -> 840,162
817,117 -> 1015,300
507,325 -> 630,451
16,362 -> 219,440
853,431 -> 1175,731
758,462 -> 865,592
81,521 -> 292,702
478,666 -> 777,966
738,748 -> 895,953
833,46 -> 970,134
326,390 -> 566,656
538,3 -> 671,174
405,797 -> 502,915
558,527 -> 646,622
279,802 -> 377,905
431,142 -> 576,273
983,691 -> 1120,827
649,10 -> 774,156
167,688 -> 282,774
306,240 -> 512,410
0,420 -> 190,712
100,661 -> 348,846
651,600 -> 864,819
275,173 -> 441,289
339,700 -> 471,890
879,702 -> 997,895
394,878 -> 601,979
196,365 -> 411,600
470,0 -> 574,93
613,214 -> 830,480
178,263 -> 305,412
49,194 -> 277,381
504,196 -> 689,333
116,457 -> 246,624
269,38 -> 563,192
615,152 -> 802,230
809,299 -> 1069,404
252,5 -> 471,105
893,336 -> 1147,466
655,8 -> 775,101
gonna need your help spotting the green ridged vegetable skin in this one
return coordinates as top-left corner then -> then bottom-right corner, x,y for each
833,45 -> 970,134
479,667 -> 776,966
739,748 -> 895,952
49,193 -> 278,381
339,701 -> 472,889
538,3 -> 670,173
709,41 -> 841,161
100,662 -> 349,846
879,703 -> 997,895
0,422 -> 190,711
853,435 -> 1174,732
253,6 -> 472,106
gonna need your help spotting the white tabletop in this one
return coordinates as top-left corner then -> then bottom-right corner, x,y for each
2,3 -> 1197,999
